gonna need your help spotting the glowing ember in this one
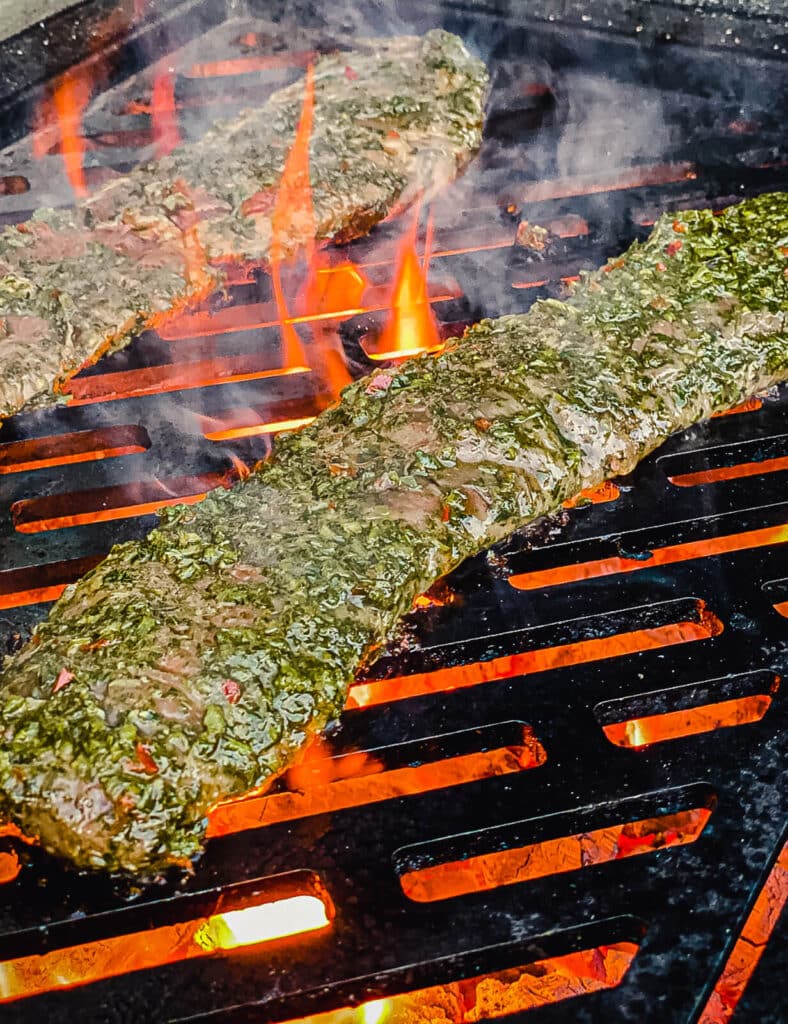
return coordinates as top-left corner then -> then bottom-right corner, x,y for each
204,415 -> 316,443
360,999 -> 390,1024
0,884 -> 332,1003
509,523 -> 788,591
11,475 -> 216,534
47,71 -> 91,197
602,694 -> 773,748
668,454 -> 788,487
400,808 -> 711,902
698,841 -> 788,1023
364,210 -> 443,361
278,944 -> 638,1024
64,356 -> 310,405
0,426 -> 148,474
347,611 -> 722,709
198,895 -> 329,951
0,556 -> 104,611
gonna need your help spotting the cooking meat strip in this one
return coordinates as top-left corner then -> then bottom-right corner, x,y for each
0,30 -> 488,418
0,193 -> 786,874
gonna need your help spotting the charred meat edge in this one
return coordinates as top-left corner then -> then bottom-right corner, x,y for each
0,193 -> 786,874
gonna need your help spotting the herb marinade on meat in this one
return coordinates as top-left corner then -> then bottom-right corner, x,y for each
0,30 -> 488,418
1,194 -> 787,874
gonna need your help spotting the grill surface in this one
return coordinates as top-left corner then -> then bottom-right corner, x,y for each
0,2 -> 786,1022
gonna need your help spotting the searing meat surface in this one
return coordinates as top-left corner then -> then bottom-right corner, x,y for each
0,30 -> 488,418
0,194 -> 786,874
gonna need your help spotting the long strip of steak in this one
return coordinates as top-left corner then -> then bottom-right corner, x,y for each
0,30 -> 488,418
1,194 -> 787,875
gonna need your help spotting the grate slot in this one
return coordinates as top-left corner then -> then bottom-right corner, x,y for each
208,721 -> 546,839
0,425 -> 150,475
395,784 -> 715,903
593,669 -> 779,748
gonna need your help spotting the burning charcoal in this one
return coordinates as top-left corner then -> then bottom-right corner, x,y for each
515,220 -> 550,252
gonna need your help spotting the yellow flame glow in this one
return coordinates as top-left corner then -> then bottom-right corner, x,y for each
625,719 -> 649,749
197,895 -> 330,952
360,999 -> 391,1024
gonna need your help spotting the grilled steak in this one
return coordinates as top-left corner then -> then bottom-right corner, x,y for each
0,30 -> 488,418
1,193 -> 787,874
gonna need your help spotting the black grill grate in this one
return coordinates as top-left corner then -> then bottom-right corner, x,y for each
0,3 -> 786,1022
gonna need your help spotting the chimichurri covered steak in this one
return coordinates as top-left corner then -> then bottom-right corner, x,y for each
0,29 -> 488,419
1,194 -> 787,875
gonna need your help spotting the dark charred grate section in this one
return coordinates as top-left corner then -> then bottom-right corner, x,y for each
0,4 -> 787,1024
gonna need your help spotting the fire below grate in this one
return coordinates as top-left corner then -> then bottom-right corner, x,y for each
0,2 -> 786,1023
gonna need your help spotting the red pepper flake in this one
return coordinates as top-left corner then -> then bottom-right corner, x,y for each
780,246 -> 788,257
365,372 -> 393,395
656,261 -> 667,272
441,505 -> 451,522
344,65 -> 358,80
222,679 -> 242,704
665,240 -> 683,257
474,417 -> 491,432
52,668 -> 74,693
134,743 -> 158,775
603,257 -> 625,274
240,188 -> 277,218
328,462 -> 358,478
80,637 -> 108,652
672,219 -> 687,234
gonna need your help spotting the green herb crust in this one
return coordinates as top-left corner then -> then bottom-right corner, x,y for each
1,194 -> 787,874
0,30 -> 488,419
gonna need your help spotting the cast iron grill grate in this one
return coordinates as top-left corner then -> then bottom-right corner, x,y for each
0,4 -> 785,1023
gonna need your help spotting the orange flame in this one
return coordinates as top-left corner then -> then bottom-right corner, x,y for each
49,70 -> 92,198
268,64 -> 316,369
365,210 -> 443,361
226,452 -> 251,482
150,68 -> 180,157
